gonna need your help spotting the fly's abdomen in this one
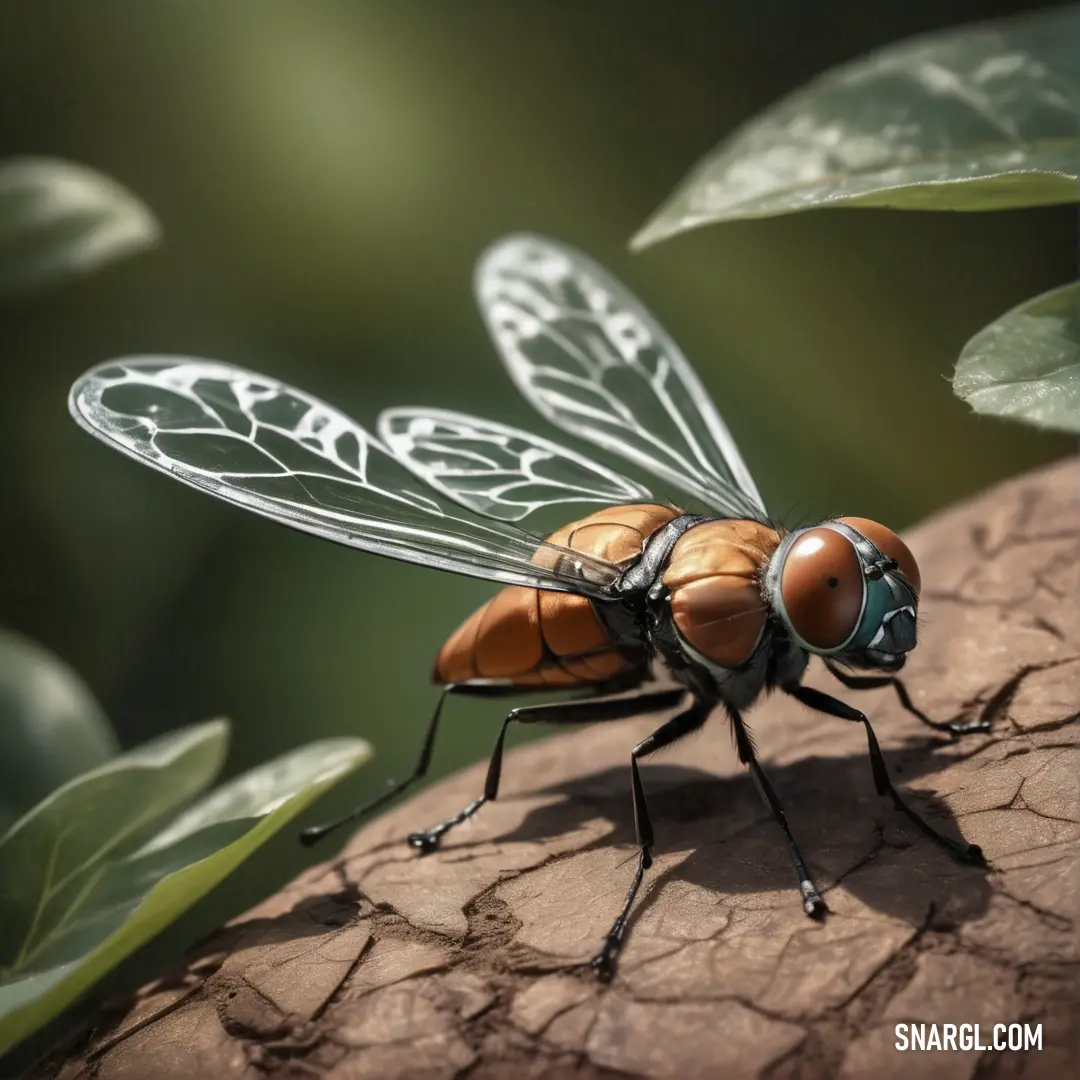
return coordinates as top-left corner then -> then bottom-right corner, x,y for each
663,519 -> 780,668
433,586 -> 624,686
434,503 -> 680,687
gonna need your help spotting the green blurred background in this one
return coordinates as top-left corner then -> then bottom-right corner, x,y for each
0,0 -> 1072,974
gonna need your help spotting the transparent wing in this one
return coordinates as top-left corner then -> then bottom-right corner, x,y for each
377,406 -> 653,523
68,358 -> 623,596
475,234 -> 767,520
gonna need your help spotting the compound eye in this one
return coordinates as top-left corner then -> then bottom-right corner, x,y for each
838,517 -> 921,597
780,528 -> 863,650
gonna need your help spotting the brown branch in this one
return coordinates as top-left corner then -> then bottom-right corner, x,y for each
35,458 -> 1080,1080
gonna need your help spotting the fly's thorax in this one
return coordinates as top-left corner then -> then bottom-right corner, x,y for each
661,519 -> 780,669
763,517 -> 921,670
541,503 -> 683,567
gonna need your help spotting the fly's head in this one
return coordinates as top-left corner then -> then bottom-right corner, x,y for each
764,517 -> 921,672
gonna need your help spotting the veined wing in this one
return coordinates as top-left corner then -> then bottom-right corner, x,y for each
68,358 -> 622,596
475,234 -> 767,521
378,407 -> 653,523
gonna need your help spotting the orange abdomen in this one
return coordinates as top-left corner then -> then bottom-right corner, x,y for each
434,503 -> 680,687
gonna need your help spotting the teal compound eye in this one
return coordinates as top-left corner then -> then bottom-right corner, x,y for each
836,517 -> 921,597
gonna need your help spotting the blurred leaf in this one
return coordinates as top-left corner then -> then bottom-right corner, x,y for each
0,157 -> 161,294
632,4 -> 1080,246
0,731 -> 370,1055
0,722 -> 229,970
953,281 -> 1080,433
0,630 -> 120,834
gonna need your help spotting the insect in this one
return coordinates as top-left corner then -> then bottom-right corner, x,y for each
69,234 -> 987,980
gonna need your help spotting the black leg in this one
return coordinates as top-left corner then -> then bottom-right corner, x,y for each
788,685 -> 985,866
824,659 -> 990,737
407,686 -> 689,855
300,685 -> 456,846
592,698 -> 713,982
299,671 -> 656,847
728,706 -> 826,920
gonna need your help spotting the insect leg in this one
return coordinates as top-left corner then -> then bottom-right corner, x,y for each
408,685 -> 689,855
728,706 -> 827,920
592,698 -> 713,982
824,660 -> 990,737
299,685 -> 458,846
788,685 -> 986,866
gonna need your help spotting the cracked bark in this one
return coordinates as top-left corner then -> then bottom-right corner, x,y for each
35,459 -> 1079,1080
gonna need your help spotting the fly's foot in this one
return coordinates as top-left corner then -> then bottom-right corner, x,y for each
590,931 -> 623,984
946,717 -> 992,738
407,829 -> 443,855
590,912 -> 630,983
405,795 -> 488,855
958,842 -> 987,868
931,826 -> 986,868
801,879 -> 827,919
922,824 -> 986,868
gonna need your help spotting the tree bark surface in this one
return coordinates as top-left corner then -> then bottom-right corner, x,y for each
42,459 -> 1079,1080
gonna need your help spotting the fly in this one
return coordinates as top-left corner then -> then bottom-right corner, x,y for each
68,234 -> 988,980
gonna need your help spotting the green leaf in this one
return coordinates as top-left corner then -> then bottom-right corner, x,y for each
0,630 -> 120,835
632,4 -> 1080,247
0,733 -> 370,1055
0,158 -> 161,295
953,281 -> 1080,433
0,721 -> 229,972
